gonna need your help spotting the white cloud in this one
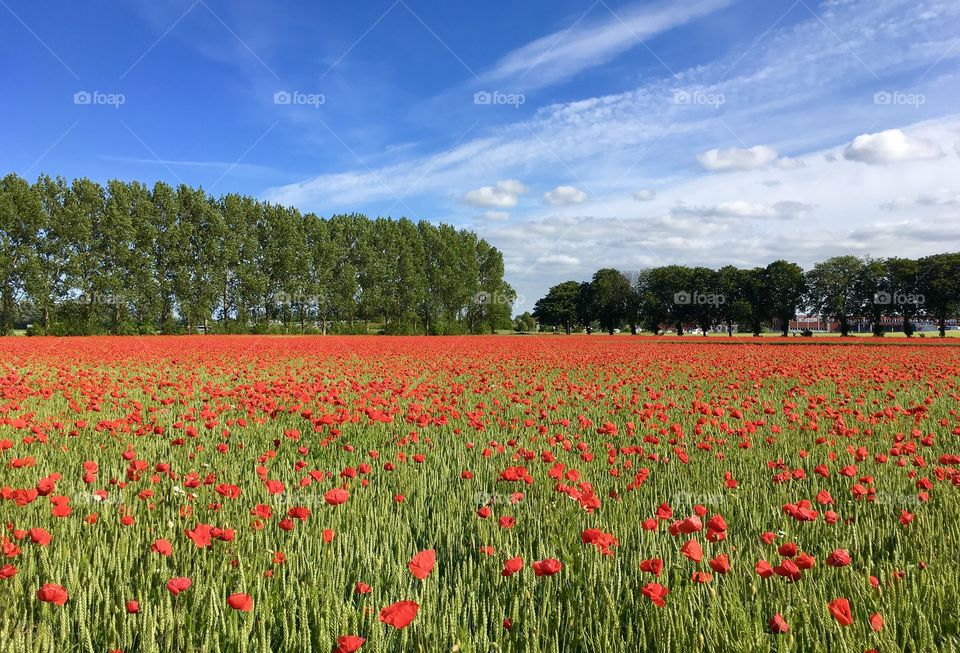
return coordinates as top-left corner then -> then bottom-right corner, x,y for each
633,189 -> 657,201
671,200 -> 814,219
843,128 -> 943,165
538,254 -> 581,266
462,179 -> 527,208
881,188 -> 960,210
481,210 -> 511,221
697,145 -> 780,171
543,185 -> 588,205
773,156 -> 805,170
481,0 -> 732,91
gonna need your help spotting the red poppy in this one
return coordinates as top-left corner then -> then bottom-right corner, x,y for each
828,598 -> 852,626
167,577 -> 192,596
29,528 -> 52,546
227,593 -> 253,612
408,549 -> 436,580
532,558 -> 562,576
354,582 -> 372,594
708,554 -> 731,574
641,582 -> 669,607
378,600 -> 419,629
185,523 -> 213,548
335,635 -> 365,653
869,613 -> 884,631
680,540 -> 703,563
768,614 -> 789,634
826,549 -> 851,567
37,583 -> 69,605
502,557 -> 524,576
639,558 -> 664,576
126,600 -> 140,614
325,488 -> 349,505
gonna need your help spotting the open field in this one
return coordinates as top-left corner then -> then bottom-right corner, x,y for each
1,336 -> 959,652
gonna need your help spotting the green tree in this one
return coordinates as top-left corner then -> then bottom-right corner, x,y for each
917,253 -> 960,337
765,260 -> 807,337
533,280 -> 581,334
805,255 -> 865,336
589,268 -> 632,335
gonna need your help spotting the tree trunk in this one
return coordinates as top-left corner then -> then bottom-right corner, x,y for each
727,320 -> 733,337
903,315 -> 912,337
939,316 -> 946,338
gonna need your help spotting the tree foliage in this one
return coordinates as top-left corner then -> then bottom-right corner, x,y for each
0,174 -> 514,335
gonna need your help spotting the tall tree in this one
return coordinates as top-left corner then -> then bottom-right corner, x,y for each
590,268 -> 633,335
805,255 -> 865,337
533,280 -> 581,334
917,253 -> 960,337
765,260 -> 807,337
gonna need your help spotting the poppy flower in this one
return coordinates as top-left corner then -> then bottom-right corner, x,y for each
408,549 -> 436,580
827,598 -> 852,626
869,613 -> 884,631
354,582 -> 371,594
768,614 -> 789,634
0,564 -> 16,579
708,554 -> 731,574
37,583 -> 69,605
532,558 -> 562,576
227,593 -> 253,612
639,558 -> 664,576
185,523 -> 213,548
167,577 -> 192,596
335,635 -> 365,653
325,488 -> 349,506
29,528 -> 52,546
126,600 -> 140,614
502,557 -> 524,576
641,582 -> 669,607
680,540 -> 703,563
378,600 -> 419,629
826,549 -> 851,567
692,571 -> 712,583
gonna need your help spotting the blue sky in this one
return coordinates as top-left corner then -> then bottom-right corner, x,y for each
3,0 -> 960,308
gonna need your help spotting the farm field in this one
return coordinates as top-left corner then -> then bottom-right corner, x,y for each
1,336 -> 959,653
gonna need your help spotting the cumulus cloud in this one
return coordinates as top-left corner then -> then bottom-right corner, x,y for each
462,179 -> 527,208
696,145 -> 780,171
843,129 -> 943,165
480,210 -> 511,221
633,189 -> 657,201
881,188 -> 960,210
543,185 -> 588,206
670,200 -> 814,220
538,254 -> 581,266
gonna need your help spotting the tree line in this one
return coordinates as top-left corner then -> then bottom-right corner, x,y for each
533,254 -> 960,337
0,173 -> 515,335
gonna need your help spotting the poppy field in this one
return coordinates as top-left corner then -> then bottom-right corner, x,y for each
1,336 -> 959,653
